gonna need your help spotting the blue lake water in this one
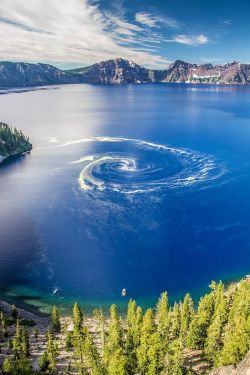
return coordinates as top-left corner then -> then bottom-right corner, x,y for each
0,83 -> 250,313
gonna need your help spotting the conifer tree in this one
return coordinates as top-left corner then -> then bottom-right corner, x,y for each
2,357 -> 13,374
204,283 -> 228,364
0,311 -> 8,338
108,348 -> 127,375
165,339 -> 184,375
51,305 -> 61,332
186,292 -> 214,349
83,327 -> 106,375
73,303 -> 83,337
156,292 -> 169,339
137,308 -> 156,374
169,302 -> 181,340
180,293 -> 194,343
46,330 -> 59,372
105,304 -> 123,364
147,331 -> 165,375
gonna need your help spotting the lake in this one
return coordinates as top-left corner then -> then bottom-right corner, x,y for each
0,83 -> 250,313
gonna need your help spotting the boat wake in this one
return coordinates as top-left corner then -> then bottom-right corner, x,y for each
62,137 -> 224,194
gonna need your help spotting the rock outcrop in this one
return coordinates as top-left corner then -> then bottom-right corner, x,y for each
209,351 -> 250,375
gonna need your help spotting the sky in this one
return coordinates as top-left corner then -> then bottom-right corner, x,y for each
0,0 -> 249,69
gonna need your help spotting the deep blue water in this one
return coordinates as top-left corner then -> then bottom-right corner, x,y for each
0,83 -> 250,313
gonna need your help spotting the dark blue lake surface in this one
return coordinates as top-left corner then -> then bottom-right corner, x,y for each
0,83 -> 250,313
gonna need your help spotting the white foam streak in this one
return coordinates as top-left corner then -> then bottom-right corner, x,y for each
59,136 -> 224,194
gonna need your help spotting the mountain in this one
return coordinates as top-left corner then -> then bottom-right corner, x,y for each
0,62 -> 83,87
67,58 -> 250,85
0,122 -> 32,162
161,59 -> 250,84
1,58 -> 250,87
66,58 -> 150,84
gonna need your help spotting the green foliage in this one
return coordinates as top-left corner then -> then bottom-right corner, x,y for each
46,331 -> 59,372
73,303 -> 83,336
156,292 -> 169,339
104,304 -> 123,366
165,339 -> 184,375
65,330 -> 73,350
186,291 -> 214,349
219,280 -> 250,365
137,308 -> 156,374
0,122 -> 32,158
12,319 -> 30,359
107,348 -> 126,375
51,306 -> 61,333
39,350 -> 49,371
2,357 -> 13,374
2,279 -> 250,374
180,294 -> 194,341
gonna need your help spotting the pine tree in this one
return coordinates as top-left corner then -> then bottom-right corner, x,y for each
186,292 -> 214,349
0,311 -> 8,338
94,308 -> 106,352
137,308 -> 156,374
73,303 -> 83,337
204,283 -> 228,364
156,292 -> 169,339
219,280 -> 250,365
107,348 -> 127,375
46,331 -> 59,372
105,304 -> 123,364
82,327 -> 106,375
169,303 -> 181,340
39,350 -> 49,371
51,305 -> 61,332
2,357 -> 13,374
180,293 -> 194,343
165,339 -> 184,375
147,331 -> 165,375
65,330 -> 73,350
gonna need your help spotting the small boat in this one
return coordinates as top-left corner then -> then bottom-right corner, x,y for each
122,288 -> 127,297
52,288 -> 60,295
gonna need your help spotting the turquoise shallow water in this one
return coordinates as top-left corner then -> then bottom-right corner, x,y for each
0,83 -> 250,313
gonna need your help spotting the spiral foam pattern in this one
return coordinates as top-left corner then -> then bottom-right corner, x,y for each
65,137 -> 224,194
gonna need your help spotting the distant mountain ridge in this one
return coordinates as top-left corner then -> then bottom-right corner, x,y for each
1,58 -> 250,87
0,62 -> 83,88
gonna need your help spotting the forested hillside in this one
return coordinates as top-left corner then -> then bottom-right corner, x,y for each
0,279 -> 250,374
0,122 -> 32,159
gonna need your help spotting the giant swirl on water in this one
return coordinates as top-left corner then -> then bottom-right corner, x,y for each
61,137 -> 224,194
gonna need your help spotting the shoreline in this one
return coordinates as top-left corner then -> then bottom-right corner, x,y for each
0,150 -> 31,165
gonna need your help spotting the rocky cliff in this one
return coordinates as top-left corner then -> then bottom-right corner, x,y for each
161,60 -> 250,84
68,58 -> 250,85
67,58 -> 150,84
209,351 -> 250,375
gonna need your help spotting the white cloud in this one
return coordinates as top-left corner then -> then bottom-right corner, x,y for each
0,0 -> 170,68
172,34 -> 209,46
135,12 -> 179,29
